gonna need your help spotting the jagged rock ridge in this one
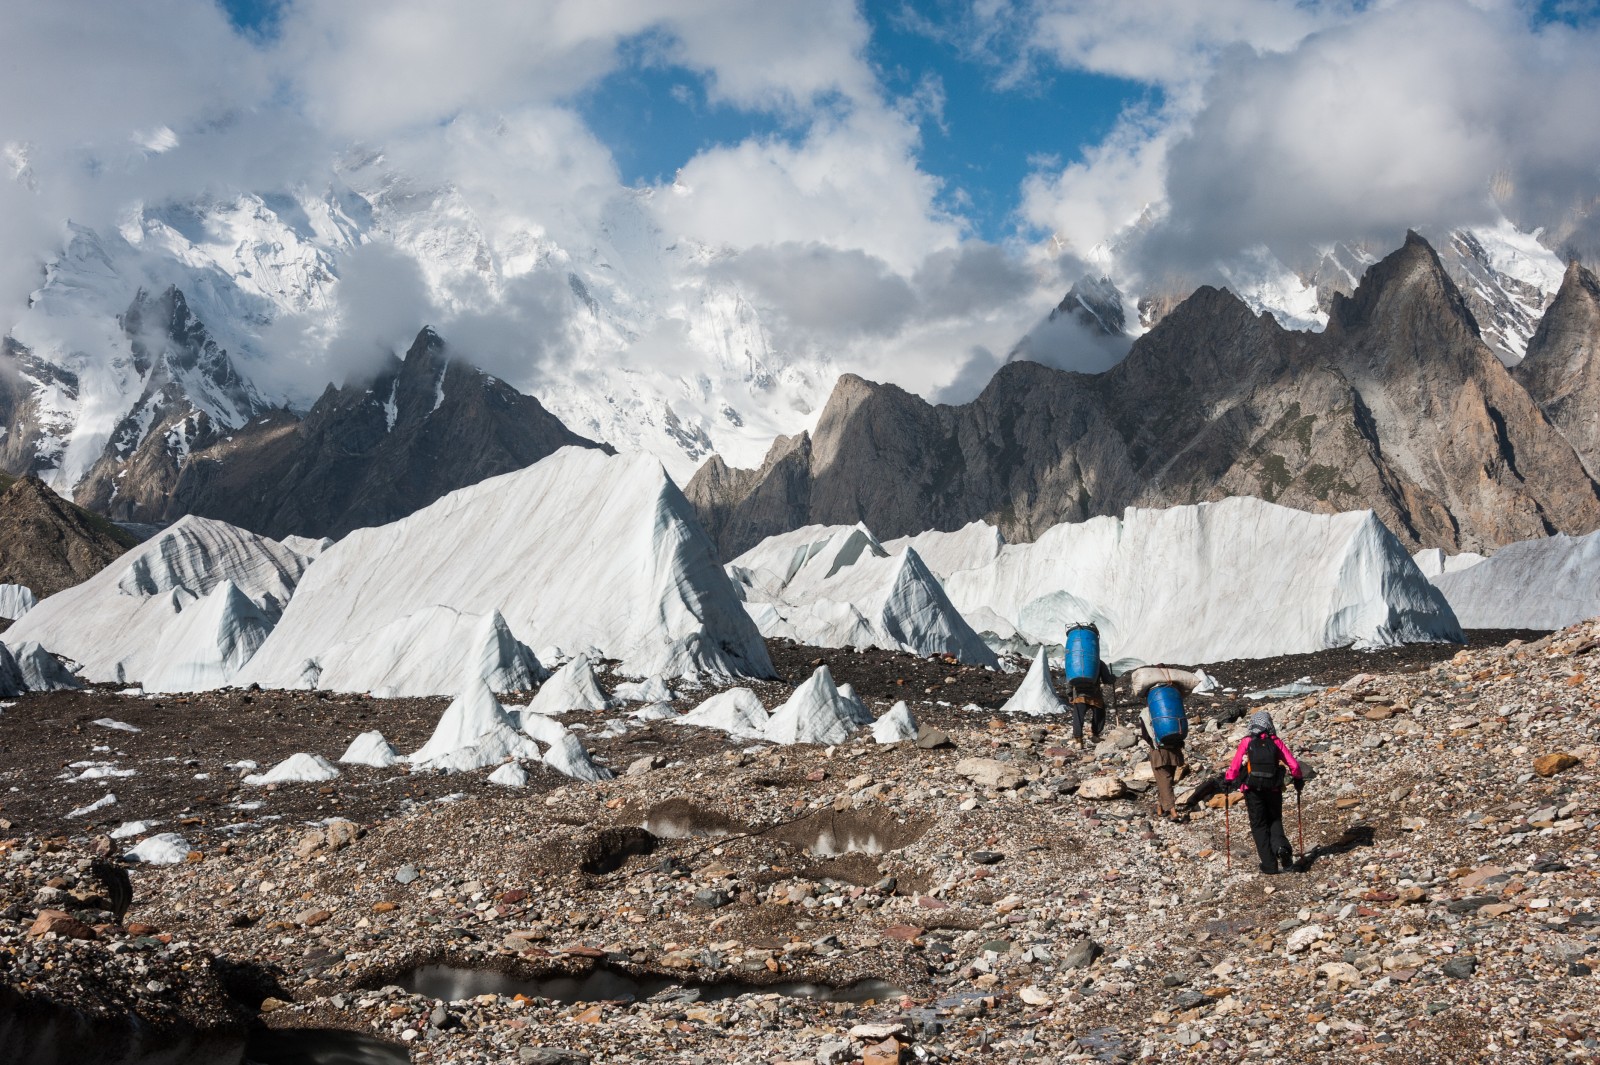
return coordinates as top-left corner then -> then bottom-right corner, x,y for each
688,233 -> 1600,558
146,326 -> 607,540
1516,260 -> 1600,479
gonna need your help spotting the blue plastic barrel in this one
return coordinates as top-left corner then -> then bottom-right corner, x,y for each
1146,683 -> 1188,747
1064,625 -> 1100,685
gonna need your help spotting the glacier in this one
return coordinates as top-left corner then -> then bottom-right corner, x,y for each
4,514 -> 313,686
729,523 -> 997,666
240,448 -> 772,690
944,497 -> 1463,666
1430,530 -> 1600,630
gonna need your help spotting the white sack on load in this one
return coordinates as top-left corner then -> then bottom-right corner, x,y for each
1127,665 -> 1204,699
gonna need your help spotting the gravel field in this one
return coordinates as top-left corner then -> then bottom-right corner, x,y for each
1,625 -> 1596,1065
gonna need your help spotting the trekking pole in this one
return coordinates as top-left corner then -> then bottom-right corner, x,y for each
1224,794 -> 1232,872
1296,788 -> 1305,854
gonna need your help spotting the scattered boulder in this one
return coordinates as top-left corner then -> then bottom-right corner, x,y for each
954,758 -> 1024,790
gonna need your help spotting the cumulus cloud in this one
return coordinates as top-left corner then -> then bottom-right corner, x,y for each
1019,0 -> 1600,275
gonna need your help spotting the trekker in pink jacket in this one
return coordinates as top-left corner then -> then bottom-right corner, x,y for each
1224,710 -> 1305,874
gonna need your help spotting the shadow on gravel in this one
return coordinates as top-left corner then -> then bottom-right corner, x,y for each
390,963 -> 902,1008
244,1027 -> 409,1064
1295,823 -> 1375,873
770,809 -> 933,856
641,799 -> 749,839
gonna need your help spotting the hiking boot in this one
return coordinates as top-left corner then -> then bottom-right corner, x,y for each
1276,846 -> 1295,870
1259,861 -> 1279,875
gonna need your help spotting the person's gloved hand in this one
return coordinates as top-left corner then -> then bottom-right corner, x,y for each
1292,776 -> 1304,793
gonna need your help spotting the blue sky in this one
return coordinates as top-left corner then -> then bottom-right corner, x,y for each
217,0 -> 1154,242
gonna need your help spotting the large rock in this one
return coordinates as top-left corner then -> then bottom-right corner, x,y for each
240,448 -> 773,688
686,233 -> 1600,557
955,758 -> 1024,790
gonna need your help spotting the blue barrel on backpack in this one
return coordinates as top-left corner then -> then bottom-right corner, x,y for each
1146,683 -> 1188,747
1064,624 -> 1100,688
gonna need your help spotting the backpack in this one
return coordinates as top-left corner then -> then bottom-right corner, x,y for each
1244,733 -> 1284,789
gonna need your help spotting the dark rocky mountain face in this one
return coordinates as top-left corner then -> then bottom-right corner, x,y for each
0,475 -> 139,598
74,286 -> 267,522
687,232 -> 1600,558
1516,260 -> 1600,478
160,327 -> 608,540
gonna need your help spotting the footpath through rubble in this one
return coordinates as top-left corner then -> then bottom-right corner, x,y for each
0,624 -> 1596,1063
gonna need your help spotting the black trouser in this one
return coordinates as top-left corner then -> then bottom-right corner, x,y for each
1070,687 -> 1105,742
1244,788 -> 1293,872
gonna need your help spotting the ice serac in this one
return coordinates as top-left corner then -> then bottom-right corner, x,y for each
243,753 -> 340,786
542,732 -> 612,783
689,233 -> 1600,557
1516,261 -> 1600,478
409,675 -> 534,769
998,650 -> 1066,716
871,701 -> 919,743
0,584 -> 38,621
4,514 -> 308,686
882,522 -> 1004,581
946,498 -> 1463,666
339,730 -> 400,768
765,665 -> 873,745
240,448 -> 773,689
1432,530 -> 1600,630
1411,548 -> 1486,579
488,762 -> 527,787
0,641 -> 24,697
9,642 -> 82,690
730,524 -> 997,666
306,606 -> 543,698
524,653 -> 611,716
676,687 -> 770,741
142,580 -> 274,693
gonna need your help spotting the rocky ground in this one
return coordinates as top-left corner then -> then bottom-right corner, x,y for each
0,625 -> 1596,1064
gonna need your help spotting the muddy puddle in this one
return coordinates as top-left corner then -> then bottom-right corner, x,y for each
394,964 -> 902,1007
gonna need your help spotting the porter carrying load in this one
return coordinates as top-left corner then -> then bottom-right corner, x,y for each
1062,624 -> 1113,746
